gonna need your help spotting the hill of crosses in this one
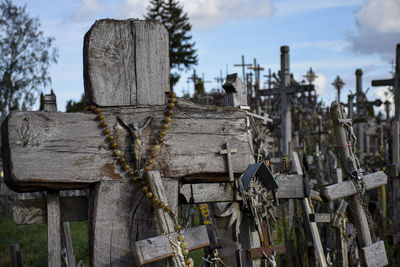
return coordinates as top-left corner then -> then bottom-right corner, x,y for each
1,19 -> 400,267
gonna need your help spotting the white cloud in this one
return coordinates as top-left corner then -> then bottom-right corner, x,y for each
71,0 -> 102,22
314,73 -> 327,96
182,0 -> 274,29
117,0 -> 147,19
117,0 -> 274,29
348,0 -> 400,56
275,0 -> 361,16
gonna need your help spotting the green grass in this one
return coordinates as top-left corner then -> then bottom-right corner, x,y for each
0,215 -> 89,267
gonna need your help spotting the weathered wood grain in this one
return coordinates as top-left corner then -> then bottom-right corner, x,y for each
275,174 -> 304,199
89,178 -> 179,267
144,171 -> 184,267
309,213 -> 332,223
320,171 -> 387,202
13,196 -> 88,225
47,192 -> 61,267
2,99 -> 254,191
361,241 -> 388,267
61,222 -> 76,267
180,174 -> 311,203
134,225 -> 210,266
180,183 -> 240,203
83,19 -> 169,107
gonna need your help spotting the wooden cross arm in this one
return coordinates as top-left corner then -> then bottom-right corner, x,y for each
259,84 -> 314,96
320,171 -> 387,201
134,225 -> 210,266
249,244 -> 286,259
371,78 -> 394,87
179,175 -> 322,204
1,102 -> 253,191
12,196 -> 88,225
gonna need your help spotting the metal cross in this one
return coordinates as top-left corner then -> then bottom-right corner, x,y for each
117,116 -> 152,170
249,221 -> 286,260
332,75 -> 345,102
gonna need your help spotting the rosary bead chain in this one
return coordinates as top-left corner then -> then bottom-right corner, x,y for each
89,94 -> 191,266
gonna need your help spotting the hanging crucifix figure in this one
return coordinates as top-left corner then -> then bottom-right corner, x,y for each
117,116 -> 152,171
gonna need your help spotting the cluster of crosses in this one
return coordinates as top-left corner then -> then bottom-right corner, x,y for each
0,19 -> 394,267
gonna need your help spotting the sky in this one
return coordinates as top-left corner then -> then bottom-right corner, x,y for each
12,0 -> 400,112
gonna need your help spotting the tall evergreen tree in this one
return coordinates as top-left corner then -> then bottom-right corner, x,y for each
145,0 -> 197,90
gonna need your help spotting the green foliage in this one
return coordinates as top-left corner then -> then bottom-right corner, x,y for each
0,0 -> 58,117
145,0 -> 197,90
66,94 -> 86,113
0,215 -> 88,267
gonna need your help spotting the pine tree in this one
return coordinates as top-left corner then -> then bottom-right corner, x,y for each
145,0 -> 197,90
39,91 -> 44,111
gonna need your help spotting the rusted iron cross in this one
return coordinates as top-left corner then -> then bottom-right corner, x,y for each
219,139 -> 237,182
249,221 -> 286,261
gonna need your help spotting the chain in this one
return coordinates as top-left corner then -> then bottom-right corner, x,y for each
349,169 -> 374,232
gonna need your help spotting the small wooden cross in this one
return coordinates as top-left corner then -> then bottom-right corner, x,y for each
249,221 -> 285,260
219,139 -> 237,182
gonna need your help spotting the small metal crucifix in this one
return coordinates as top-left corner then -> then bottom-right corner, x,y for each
117,116 -> 152,171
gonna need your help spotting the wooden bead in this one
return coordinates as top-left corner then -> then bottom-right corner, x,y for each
163,206 -> 171,212
170,98 -> 176,104
180,242 -> 187,249
104,128 -> 110,135
147,159 -> 153,165
182,249 -> 189,256
152,197 -> 159,204
114,150 -> 122,156
146,192 -> 153,199
128,170 -> 135,176
144,166 -> 150,172
119,157 -> 126,163
90,105 -> 96,112
100,121 -> 107,128
170,92 -> 176,98
151,153 -> 157,159
98,114 -> 104,121
168,103 -> 175,109
111,142 -> 117,149
123,164 -> 130,171
178,234 -> 184,241
158,202 -> 165,209
158,137 -> 164,143
107,135 -> 114,141
141,186 -> 148,193
95,108 -> 101,114
153,145 -> 160,152
167,110 -> 173,116
165,117 -> 171,123
185,258 -> 191,266
162,124 -> 168,130
160,131 -> 166,137
175,225 -> 182,232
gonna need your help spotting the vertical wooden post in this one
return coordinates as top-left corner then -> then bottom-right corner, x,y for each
10,243 -> 24,267
280,46 -> 291,155
330,102 -> 372,248
47,191 -> 61,267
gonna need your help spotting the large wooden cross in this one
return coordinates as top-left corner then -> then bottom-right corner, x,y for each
259,46 -> 314,155
1,19 -> 254,266
320,102 -> 388,267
